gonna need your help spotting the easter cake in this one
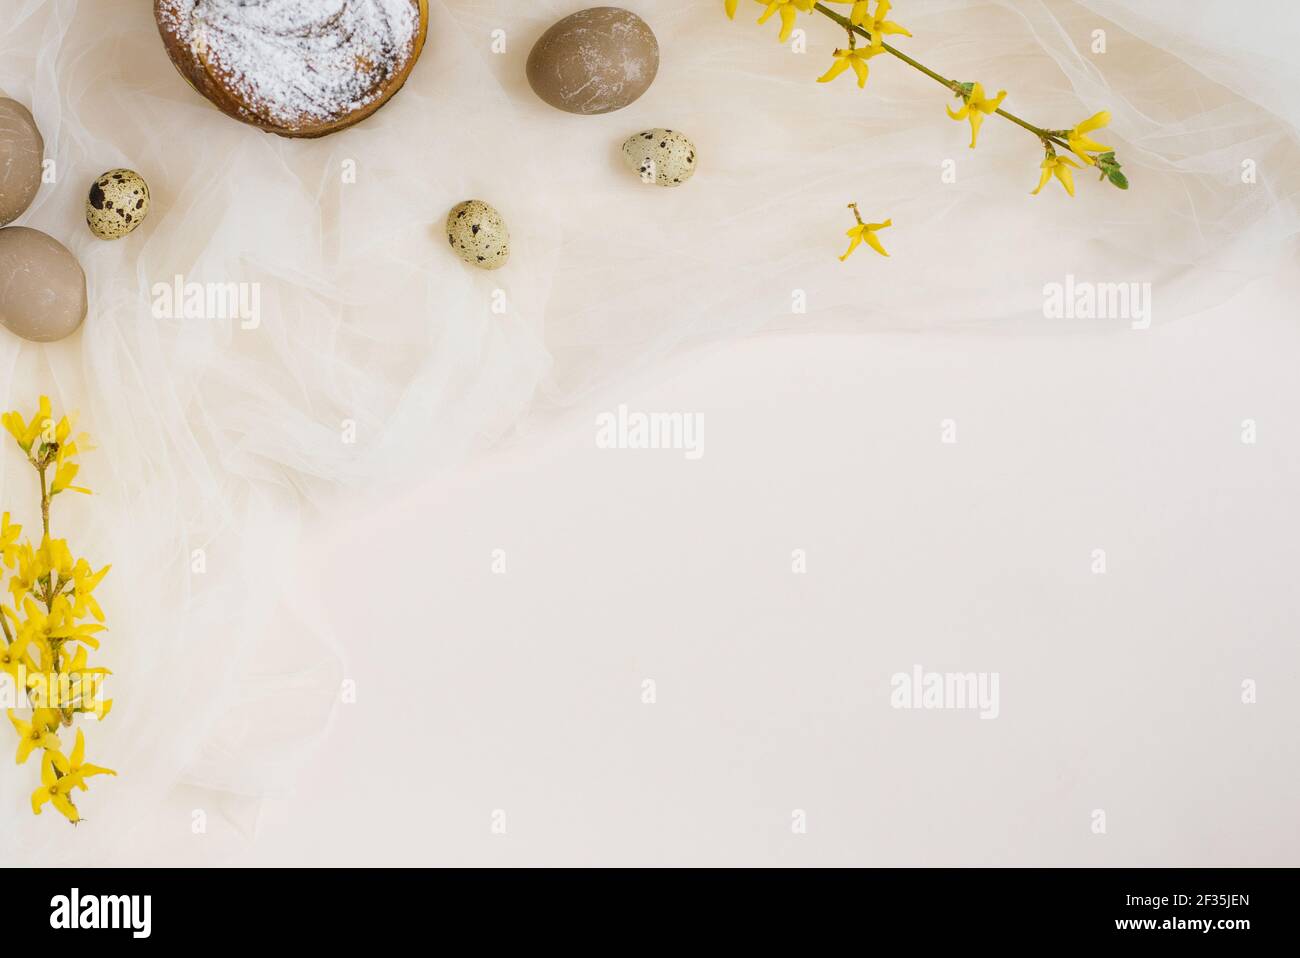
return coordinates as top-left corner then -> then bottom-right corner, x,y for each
154,0 -> 428,138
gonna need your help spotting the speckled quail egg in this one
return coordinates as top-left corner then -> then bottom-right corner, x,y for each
86,169 -> 150,240
622,129 -> 697,187
446,200 -> 509,270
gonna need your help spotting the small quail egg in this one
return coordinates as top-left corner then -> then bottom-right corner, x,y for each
622,129 -> 697,187
86,169 -> 150,240
446,200 -> 509,270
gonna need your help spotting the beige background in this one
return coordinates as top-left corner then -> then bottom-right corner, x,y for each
139,269 -> 1300,865
1,0 -> 1297,864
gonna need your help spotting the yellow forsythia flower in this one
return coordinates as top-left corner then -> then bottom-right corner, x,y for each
841,206 -> 892,260
70,559 -> 111,622
757,0 -> 816,43
48,728 -> 115,791
31,751 -> 80,822
1,396 -> 52,457
947,82 -> 1007,149
1032,153 -> 1083,197
9,707 -> 61,764
857,0 -> 911,48
1067,111 -> 1113,165
818,44 -> 884,88
725,0 -> 741,17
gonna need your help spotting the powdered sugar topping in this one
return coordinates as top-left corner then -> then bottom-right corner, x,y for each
158,0 -> 420,126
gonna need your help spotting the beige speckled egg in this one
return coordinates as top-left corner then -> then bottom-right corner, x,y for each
622,129 -> 697,187
86,168 -> 150,240
446,200 -> 509,270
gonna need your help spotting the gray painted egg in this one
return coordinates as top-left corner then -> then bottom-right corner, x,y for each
527,7 -> 659,116
0,99 -> 44,227
0,227 -> 88,343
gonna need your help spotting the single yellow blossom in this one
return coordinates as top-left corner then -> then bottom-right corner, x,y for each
841,206 -> 892,260
1,396 -> 52,457
48,729 -> 115,792
947,82 -> 1007,149
1067,111 -> 1112,165
30,751 -> 79,822
70,559 -> 111,622
757,0 -> 816,43
817,44 -> 884,88
857,0 -> 911,49
725,0 -> 741,17
1032,153 -> 1083,197
9,707 -> 61,764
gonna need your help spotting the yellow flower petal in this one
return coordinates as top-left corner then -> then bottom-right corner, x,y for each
1068,110 -> 1113,163
817,58 -> 852,84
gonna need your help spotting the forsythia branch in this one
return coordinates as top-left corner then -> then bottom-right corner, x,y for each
729,0 -> 1128,239
2,398 -> 115,825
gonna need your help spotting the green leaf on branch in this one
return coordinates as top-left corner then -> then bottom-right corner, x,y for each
1094,152 -> 1129,190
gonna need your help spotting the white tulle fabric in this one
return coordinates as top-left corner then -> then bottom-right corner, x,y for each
1,0 -> 1296,862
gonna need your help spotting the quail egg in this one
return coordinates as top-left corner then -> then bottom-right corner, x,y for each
446,200 -> 509,270
622,129 -> 697,187
86,168 -> 150,240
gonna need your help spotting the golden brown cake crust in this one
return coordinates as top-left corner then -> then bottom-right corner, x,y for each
155,0 -> 428,139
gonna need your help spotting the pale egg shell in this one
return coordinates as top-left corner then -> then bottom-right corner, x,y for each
622,129 -> 697,187
86,168 -> 150,240
0,227 -> 88,343
526,7 -> 659,116
446,200 -> 509,270
0,99 -> 44,227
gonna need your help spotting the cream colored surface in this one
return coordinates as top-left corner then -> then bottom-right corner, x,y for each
103,275 -> 1300,865
0,0 -> 1296,863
